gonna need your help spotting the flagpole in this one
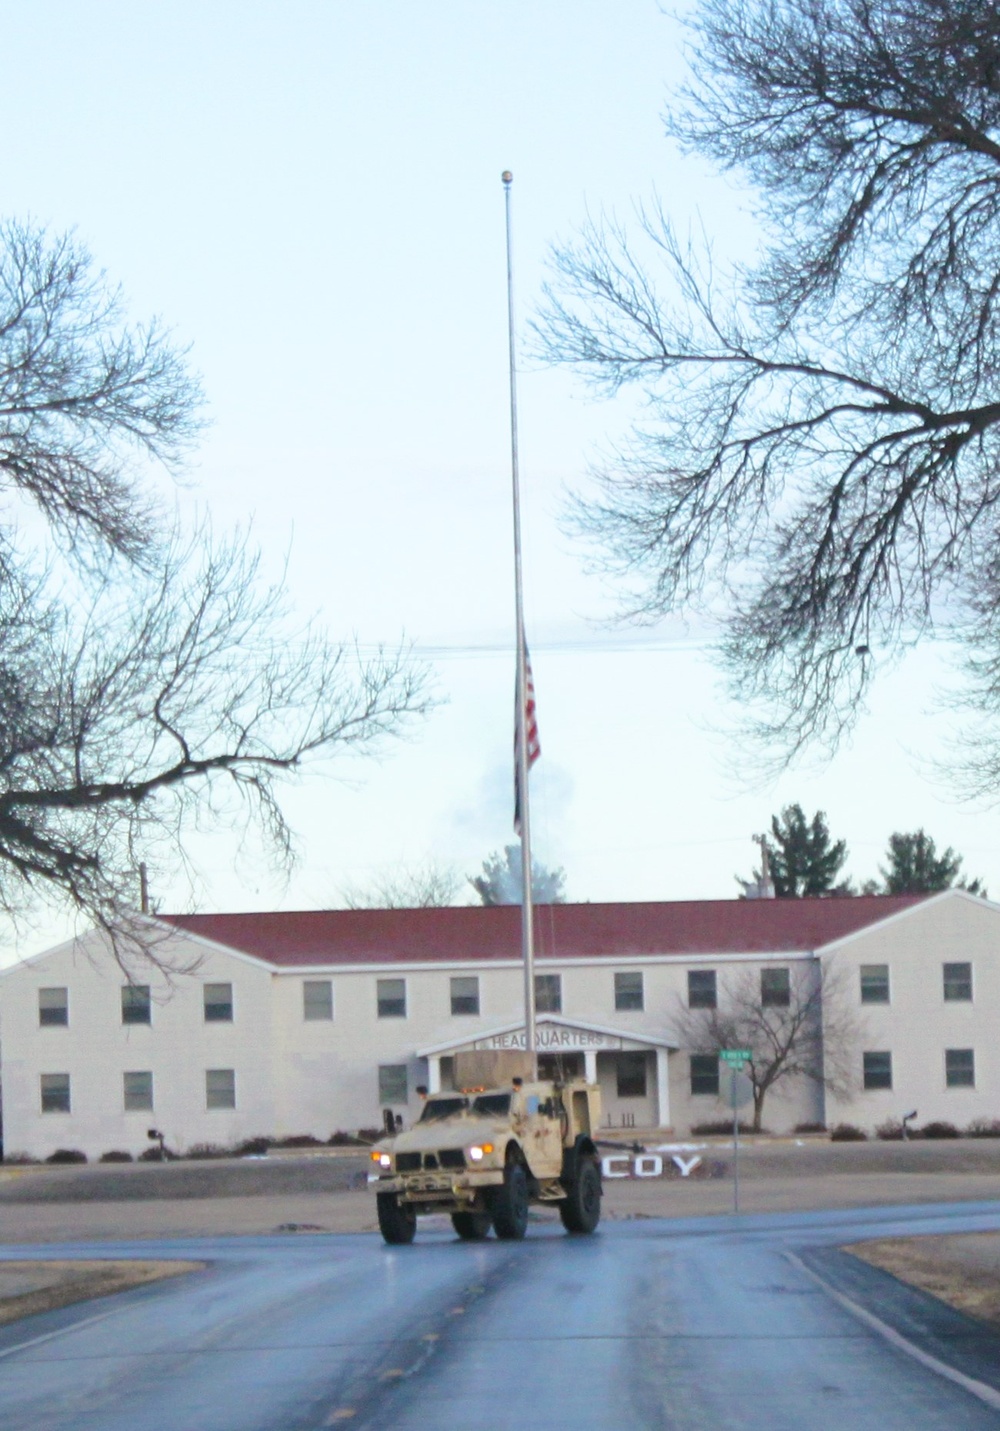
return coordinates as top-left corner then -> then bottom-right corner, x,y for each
502,169 -> 537,1081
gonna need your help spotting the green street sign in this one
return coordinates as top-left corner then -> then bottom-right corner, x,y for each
720,1049 -> 752,1066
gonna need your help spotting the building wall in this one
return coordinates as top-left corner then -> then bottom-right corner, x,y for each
0,931 -> 275,1160
823,892 -> 1000,1132
10,897 -> 996,1159
269,952 -> 821,1136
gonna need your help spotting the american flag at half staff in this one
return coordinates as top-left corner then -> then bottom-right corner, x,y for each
514,642 -> 540,835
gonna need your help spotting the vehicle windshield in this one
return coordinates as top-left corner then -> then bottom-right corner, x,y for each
418,1097 -> 468,1123
470,1092 -> 511,1117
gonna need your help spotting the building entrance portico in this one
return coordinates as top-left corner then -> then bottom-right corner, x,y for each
417,1015 -> 675,1130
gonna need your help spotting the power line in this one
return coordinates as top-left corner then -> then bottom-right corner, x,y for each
351,636 -> 710,661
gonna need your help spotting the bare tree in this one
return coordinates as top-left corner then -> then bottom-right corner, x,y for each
0,220 -> 428,957
673,961 -> 858,1130
0,533 -> 428,950
340,861 -> 464,909
537,1 -> 1000,766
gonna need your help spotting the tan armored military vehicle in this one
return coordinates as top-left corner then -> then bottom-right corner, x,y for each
370,1054 -> 602,1244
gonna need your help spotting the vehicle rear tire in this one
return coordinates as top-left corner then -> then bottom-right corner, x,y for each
451,1211 -> 492,1241
488,1158 -> 529,1240
377,1191 -> 416,1245
559,1157 -> 601,1234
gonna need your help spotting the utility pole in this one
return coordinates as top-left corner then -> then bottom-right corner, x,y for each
752,833 -> 775,899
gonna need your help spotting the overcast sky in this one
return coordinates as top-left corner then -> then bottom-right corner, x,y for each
2,2 -> 998,958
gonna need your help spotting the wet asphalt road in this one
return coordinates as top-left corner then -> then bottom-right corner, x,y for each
3,1202 -> 1000,1430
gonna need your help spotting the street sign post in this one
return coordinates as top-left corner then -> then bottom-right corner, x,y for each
720,1050 -> 752,1212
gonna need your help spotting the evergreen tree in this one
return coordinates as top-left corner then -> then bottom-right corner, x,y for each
767,805 -> 848,898
879,830 -> 983,895
469,845 -> 566,906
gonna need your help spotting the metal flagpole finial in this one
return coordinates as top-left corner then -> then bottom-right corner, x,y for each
502,170 -> 513,186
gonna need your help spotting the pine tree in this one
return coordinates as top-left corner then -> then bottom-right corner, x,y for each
879,831 -> 982,894
766,805 -> 848,898
469,845 -> 566,906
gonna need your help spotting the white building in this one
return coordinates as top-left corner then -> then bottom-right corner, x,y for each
1,890 -> 998,1160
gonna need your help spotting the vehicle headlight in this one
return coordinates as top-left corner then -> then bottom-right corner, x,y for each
468,1143 -> 494,1162
370,1151 -> 392,1170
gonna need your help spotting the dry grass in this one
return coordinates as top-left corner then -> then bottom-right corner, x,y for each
844,1235 -> 1000,1331
0,1259 -> 202,1326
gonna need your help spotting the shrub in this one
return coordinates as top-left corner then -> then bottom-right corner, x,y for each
98,1150 -> 133,1163
690,1119 -> 759,1135
236,1136 -> 273,1156
328,1131 -> 368,1147
273,1134 -> 323,1148
794,1122 -> 827,1134
355,1128 -> 382,1143
138,1146 -> 170,1161
45,1148 -> 87,1163
2,1152 -> 40,1165
184,1142 -> 232,1160
918,1121 -> 961,1139
875,1119 -> 905,1140
830,1123 -> 868,1141
966,1118 -> 1000,1138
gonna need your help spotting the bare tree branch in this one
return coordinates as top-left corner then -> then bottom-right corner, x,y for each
0,220 -> 429,969
340,862 -> 464,909
0,220 -> 204,565
536,1 -> 1000,764
0,531 -> 431,948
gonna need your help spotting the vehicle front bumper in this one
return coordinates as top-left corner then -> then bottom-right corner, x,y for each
371,1168 -> 505,1203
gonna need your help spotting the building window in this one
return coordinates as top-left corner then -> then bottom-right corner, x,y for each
204,983 -> 234,1022
377,978 -> 407,1019
615,972 -> 644,1012
688,970 -> 717,1009
863,1051 -> 893,1090
761,968 -> 791,1007
40,1073 -> 71,1113
690,1054 -> 719,1097
123,1071 -> 153,1111
303,980 -> 333,1021
616,1052 -> 648,1098
39,987 -> 68,1027
450,976 -> 480,1016
121,984 -> 151,1025
535,974 -> 562,1014
946,1048 -> 975,1089
378,1064 -> 408,1105
206,1068 -> 236,1109
943,962 -> 973,1002
860,965 -> 890,1004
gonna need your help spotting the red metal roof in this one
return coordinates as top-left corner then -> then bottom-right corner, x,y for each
162,895 -> 927,967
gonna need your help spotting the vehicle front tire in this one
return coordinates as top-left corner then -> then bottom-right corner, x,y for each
559,1156 -> 601,1234
488,1158 -> 529,1240
377,1191 -> 417,1245
451,1211 -> 492,1241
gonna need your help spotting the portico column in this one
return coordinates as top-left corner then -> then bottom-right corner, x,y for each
428,1056 -> 441,1094
655,1047 -> 670,1129
584,1049 -> 598,1085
